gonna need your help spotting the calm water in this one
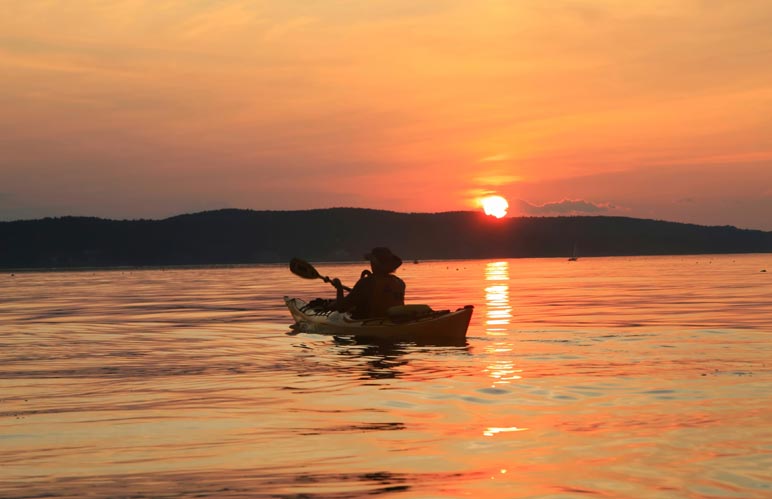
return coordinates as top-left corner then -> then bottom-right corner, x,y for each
1,255 -> 771,498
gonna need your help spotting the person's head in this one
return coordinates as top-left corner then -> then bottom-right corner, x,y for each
365,247 -> 402,275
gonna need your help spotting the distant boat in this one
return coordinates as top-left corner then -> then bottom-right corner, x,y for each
568,243 -> 578,261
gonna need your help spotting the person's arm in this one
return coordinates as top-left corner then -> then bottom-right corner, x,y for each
333,277 -> 369,312
332,278 -> 346,303
395,277 -> 406,305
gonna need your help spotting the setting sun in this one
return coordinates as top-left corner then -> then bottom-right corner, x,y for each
480,195 -> 509,218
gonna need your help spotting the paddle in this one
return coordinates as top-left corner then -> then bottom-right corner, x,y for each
289,258 -> 352,291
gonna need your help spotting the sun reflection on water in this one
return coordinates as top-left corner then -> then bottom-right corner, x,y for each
483,261 -> 522,388
483,426 -> 529,437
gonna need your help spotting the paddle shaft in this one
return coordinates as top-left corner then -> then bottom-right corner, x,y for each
319,274 -> 352,292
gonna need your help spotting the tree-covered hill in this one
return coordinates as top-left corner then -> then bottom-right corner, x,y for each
1,208 -> 771,268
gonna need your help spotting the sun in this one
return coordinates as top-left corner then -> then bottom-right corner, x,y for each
480,195 -> 509,218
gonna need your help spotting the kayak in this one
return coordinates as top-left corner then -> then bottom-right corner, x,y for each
285,297 -> 474,343
285,297 -> 474,342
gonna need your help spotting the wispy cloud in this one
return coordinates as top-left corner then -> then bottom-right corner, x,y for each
518,199 -> 616,215
479,154 -> 511,163
263,17 -> 317,41
474,174 -> 521,186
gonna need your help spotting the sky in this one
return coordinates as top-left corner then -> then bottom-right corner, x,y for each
1,0 -> 771,229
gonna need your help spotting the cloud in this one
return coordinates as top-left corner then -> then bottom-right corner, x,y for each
479,154 -> 511,163
474,174 -> 521,186
263,17 -> 317,41
517,199 -> 615,215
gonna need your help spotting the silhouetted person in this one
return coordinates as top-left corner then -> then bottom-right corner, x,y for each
332,247 -> 406,318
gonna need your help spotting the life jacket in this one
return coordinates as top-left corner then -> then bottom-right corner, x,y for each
364,273 -> 405,318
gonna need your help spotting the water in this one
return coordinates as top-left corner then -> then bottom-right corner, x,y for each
1,255 -> 771,498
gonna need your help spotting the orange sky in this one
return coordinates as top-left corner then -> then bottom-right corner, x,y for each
1,1 -> 771,229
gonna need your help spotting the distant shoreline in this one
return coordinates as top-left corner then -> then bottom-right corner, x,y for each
2,208 -> 771,269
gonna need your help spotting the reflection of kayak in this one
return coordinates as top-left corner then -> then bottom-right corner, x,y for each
285,297 -> 473,342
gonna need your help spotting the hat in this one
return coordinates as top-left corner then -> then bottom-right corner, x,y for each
364,247 -> 402,273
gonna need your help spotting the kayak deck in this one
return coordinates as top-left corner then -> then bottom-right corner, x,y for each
285,297 -> 473,343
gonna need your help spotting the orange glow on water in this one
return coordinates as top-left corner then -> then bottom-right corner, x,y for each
2,257 -> 772,498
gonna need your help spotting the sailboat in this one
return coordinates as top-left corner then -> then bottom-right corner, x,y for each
568,243 -> 578,261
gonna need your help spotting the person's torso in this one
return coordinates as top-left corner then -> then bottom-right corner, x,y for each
356,274 -> 405,318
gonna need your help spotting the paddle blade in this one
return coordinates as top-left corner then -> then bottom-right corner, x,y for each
289,258 -> 320,280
